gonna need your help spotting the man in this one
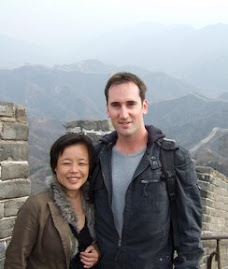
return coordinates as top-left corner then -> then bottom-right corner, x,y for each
91,72 -> 203,269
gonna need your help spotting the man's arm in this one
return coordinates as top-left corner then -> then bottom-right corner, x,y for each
173,146 -> 204,269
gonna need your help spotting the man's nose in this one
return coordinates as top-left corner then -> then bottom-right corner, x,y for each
119,106 -> 128,118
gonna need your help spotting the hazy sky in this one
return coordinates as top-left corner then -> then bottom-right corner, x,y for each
0,0 -> 228,47
0,0 -> 228,43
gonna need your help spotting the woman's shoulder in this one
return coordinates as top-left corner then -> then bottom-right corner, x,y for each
30,188 -> 51,199
23,188 -> 52,208
14,188 -> 53,220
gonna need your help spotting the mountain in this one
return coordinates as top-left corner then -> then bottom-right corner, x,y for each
1,23 -> 228,95
26,91 -> 227,187
0,63 -> 227,184
219,92 -> 228,100
145,93 -> 228,148
0,63 -> 195,120
55,59 -> 116,74
77,24 -> 228,95
0,65 -> 107,120
0,63 -> 198,190
190,128 -> 228,176
28,115 -> 65,192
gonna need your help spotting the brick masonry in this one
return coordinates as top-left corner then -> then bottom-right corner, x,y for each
0,112 -> 227,268
197,167 -> 228,269
67,120 -> 228,269
0,102 -> 30,268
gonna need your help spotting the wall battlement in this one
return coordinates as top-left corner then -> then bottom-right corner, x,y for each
68,120 -> 228,269
197,166 -> 228,269
0,106 -> 227,268
0,102 -> 30,268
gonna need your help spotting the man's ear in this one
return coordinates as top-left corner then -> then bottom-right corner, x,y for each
143,99 -> 148,115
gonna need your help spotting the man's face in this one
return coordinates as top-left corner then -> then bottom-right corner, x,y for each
106,82 -> 148,139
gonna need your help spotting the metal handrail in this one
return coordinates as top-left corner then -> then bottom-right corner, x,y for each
201,235 -> 228,269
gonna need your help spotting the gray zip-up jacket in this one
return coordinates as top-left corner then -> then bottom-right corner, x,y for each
90,125 -> 203,269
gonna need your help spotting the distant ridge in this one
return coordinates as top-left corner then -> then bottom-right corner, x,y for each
190,127 -> 222,152
145,93 -> 228,148
190,128 -> 228,176
1,23 -> 228,95
0,63 -> 195,120
0,62 -> 227,180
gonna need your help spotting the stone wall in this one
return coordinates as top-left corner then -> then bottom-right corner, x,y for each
67,120 -> 228,269
1,116 -> 228,268
65,119 -> 113,142
0,102 -> 30,268
198,167 -> 228,269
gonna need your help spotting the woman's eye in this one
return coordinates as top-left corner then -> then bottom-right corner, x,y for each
79,162 -> 87,166
62,162 -> 71,165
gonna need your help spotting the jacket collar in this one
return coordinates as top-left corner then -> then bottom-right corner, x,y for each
49,180 -> 95,239
98,125 -> 165,204
99,124 -> 165,146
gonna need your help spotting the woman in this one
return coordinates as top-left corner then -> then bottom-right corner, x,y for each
5,133 -> 100,269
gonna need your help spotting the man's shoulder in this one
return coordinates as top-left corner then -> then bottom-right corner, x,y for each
156,137 -> 191,167
158,137 -> 176,150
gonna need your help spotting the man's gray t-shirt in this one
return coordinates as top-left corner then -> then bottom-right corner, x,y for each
111,146 -> 146,237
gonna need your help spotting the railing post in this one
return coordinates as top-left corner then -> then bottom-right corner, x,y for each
216,239 -> 221,269
207,251 -> 216,269
201,235 -> 228,269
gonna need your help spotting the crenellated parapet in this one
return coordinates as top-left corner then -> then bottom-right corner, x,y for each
0,110 -> 228,268
67,121 -> 228,268
65,119 -> 113,142
197,166 -> 228,269
0,102 -> 30,268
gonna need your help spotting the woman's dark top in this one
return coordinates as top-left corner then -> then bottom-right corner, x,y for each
69,219 -> 95,269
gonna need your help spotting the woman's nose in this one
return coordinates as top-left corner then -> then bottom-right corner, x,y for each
70,163 -> 79,172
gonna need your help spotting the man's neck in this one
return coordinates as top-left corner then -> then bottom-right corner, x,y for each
115,128 -> 148,154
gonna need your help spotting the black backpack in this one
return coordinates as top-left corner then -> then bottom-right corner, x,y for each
158,138 -> 179,249
91,138 -> 179,248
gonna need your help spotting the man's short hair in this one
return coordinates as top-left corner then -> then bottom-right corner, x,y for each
104,72 -> 147,103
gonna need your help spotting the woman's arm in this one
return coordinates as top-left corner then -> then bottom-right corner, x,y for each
4,197 -> 39,269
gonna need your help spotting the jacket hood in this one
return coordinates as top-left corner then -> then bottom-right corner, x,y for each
99,124 -> 165,145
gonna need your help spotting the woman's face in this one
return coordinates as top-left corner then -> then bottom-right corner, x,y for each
55,143 -> 89,197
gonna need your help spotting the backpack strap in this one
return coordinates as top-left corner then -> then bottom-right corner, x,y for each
160,138 -> 176,202
159,138 -> 180,249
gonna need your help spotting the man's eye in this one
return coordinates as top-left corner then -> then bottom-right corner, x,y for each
127,102 -> 136,107
111,103 -> 120,107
